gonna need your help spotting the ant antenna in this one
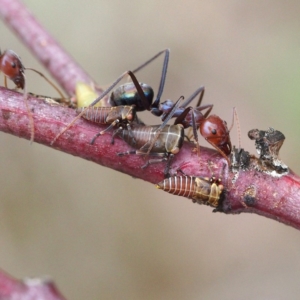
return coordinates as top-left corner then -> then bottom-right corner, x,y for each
230,107 -> 241,150
25,68 -> 66,101
4,75 -> 8,88
22,73 -> 35,143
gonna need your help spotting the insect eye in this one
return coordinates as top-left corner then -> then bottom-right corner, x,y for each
211,129 -> 217,135
11,62 -> 16,68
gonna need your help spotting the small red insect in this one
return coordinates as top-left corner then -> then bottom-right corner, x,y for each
174,89 -> 236,164
0,49 -> 66,143
0,49 -> 25,89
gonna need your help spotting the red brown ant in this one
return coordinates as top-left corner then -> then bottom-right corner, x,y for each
173,90 -> 238,164
0,49 -> 66,143
51,48 -> 235,166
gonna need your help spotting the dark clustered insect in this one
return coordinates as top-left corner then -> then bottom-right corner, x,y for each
248,128 -> 285,160
248,127 -> 288,175
230,146 -> 251,171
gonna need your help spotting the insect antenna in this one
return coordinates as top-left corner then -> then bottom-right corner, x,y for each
21,73 -> 35,143
25,67 -> 66,102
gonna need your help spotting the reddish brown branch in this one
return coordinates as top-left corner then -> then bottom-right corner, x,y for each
0,0 -> 299,230
0,269 -> 66,300
1,87 -> 300,230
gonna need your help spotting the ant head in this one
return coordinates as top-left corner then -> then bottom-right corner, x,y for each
0,50 -> 25,89
200,115 -> 232,155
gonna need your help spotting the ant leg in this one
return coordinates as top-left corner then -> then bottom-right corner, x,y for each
157,96 -> 184,126
117,150 -> 137,156
181,86 -> 205,108
230,107 -> 241,149
193,104 -> 213,119
174,106 -> 192,126
25,68 -> 66,102
151,49 -> 169,110
199,104 -> 213,119
4,76 -> 8,88
191,112 -> 200,157
131,49 -> 170,112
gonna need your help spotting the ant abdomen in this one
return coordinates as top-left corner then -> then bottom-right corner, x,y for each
110,82 -> 154,111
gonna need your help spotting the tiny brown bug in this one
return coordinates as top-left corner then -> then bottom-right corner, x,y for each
156,175 -> 224,207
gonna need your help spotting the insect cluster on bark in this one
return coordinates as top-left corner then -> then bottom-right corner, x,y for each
1,49 -> 289,211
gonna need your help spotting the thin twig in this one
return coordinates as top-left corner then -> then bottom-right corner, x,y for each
1,87 -> 300,230
0,269 -> 66,300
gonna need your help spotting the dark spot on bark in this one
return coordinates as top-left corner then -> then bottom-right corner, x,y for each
244,195 -> 256,206
2,110 -> 11,120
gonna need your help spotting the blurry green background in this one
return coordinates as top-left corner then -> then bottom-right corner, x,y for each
1,1 -> 300,299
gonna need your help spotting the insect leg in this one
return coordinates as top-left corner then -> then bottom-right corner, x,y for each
117,150 -> 137,156
131,49 -> 170,112
90,120 -> 120,144
181,86 -> 205,108
25,67 -> 66,102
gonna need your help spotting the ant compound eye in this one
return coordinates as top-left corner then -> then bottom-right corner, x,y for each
211,129 -> 217,135
11,62 -> 16,68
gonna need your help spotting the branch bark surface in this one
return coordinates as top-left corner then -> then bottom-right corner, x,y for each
0,0 -> 299,228
1,87 -> 300,230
